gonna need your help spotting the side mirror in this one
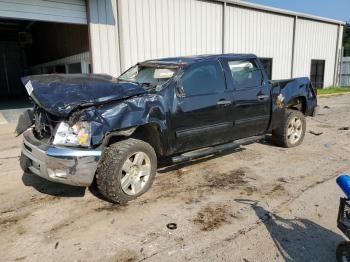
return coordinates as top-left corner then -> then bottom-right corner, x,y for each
176,80 -> 186,98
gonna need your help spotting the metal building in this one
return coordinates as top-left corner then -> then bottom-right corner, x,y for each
0,0 -> 345,101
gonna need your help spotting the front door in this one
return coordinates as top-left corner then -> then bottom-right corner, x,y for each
171,60 -> 232,153
222,58 -> 271,140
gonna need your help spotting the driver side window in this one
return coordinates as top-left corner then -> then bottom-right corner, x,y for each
181,61 -> 225,96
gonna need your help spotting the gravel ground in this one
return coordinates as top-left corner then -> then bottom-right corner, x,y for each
0,94 -> 350,262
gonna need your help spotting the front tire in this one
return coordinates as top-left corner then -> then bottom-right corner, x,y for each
272,109 -> 306,148
336,241 -> 350,262
95,138 -> 157,204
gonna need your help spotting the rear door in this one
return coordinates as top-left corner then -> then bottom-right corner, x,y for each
171,60 -> 233,153
222,58 -> 271,139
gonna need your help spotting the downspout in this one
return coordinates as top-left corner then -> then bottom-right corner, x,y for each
222,1 -> 227,54
339,47 -> 344,86
333,24 -> 342,87
86,0 -> 94,73
116,0 -> 124,74
290,16 -> 298,78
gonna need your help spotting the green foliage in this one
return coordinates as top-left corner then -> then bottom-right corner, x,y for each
344,22 -> 350,57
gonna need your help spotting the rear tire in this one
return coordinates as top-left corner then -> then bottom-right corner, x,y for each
95,138 -> 157,204
20,153 -> 30,172
336,241 -> 350,262
272,109 -> 306,148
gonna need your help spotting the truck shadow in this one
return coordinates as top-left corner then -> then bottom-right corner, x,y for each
22,172 -> 86,197
158,148 -> 245,173
235,199 -> 344,261
259,135 -> 282,148
157,136 -> 279,174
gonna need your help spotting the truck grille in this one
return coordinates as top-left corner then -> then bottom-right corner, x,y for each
33,108 -> 56,141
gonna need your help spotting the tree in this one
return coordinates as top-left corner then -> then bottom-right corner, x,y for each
344,22 -> 350,57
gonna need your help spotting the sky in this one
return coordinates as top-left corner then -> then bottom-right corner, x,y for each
245,0 -> 349,22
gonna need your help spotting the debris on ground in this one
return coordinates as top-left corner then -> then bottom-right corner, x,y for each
309,130 -> 323,136
277,177 -> 289,183
54,242 -> 59,249
338,127 -> 350,131
323,106 -> 330,109
166,223 -> 177,230
193,204 -> 233,231
324,144 -> 332,149
14,257 -> 26,261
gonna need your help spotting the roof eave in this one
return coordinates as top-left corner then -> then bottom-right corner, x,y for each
215,0 -> 345,25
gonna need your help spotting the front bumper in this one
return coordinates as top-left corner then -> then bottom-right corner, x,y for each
21,129 -> 101,187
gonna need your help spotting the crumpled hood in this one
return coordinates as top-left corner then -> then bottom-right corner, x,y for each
21,74 -> 147,117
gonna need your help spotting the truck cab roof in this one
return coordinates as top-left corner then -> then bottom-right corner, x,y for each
143,53 -> 258,67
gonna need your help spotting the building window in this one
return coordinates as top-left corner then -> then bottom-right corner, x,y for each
310,60 -> 325,89
259,58 -> 273,80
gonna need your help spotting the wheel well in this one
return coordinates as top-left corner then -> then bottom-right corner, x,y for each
105,124 -> 165,157
286,97 -> 306,114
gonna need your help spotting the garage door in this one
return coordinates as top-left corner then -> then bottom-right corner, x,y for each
0,0 -> 87,24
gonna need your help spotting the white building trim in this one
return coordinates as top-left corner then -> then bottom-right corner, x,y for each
0,0 -> 87,24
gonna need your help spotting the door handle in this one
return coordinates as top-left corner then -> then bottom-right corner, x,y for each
217,100 -> 232,106
257,95 -> 269,101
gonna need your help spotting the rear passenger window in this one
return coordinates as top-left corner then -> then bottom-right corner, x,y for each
228,60 -> 263,89
181,61 -> 225,96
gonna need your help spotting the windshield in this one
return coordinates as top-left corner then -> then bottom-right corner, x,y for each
118,65 -> 177,91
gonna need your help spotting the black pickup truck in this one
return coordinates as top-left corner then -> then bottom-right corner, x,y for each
17,54 -> 317,203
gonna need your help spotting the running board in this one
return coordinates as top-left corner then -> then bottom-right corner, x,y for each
171,135 -> 265,163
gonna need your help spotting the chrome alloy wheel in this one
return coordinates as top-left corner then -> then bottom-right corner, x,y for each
121,151 -> 151,196
287,116 -> 303,145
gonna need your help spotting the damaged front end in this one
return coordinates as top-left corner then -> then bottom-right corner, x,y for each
17,74 -> 150,186
16,105 -> 62,142
21,129 -> 101,186
16,74 -> 149,143
17,73 -> 168,187
18,102 -> 101,186
17,104 -> 96,150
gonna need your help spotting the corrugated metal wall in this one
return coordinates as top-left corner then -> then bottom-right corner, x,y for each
88,0 -> 121,77
224,5 -> 294,79
87,0 -> 343,86
0,0 -> 87,24
118,0 -> 223,71
293,19 -> 339,87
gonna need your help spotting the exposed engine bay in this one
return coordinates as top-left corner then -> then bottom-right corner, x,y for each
15,105 -> 62,144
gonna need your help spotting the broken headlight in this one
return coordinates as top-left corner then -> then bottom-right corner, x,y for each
53,122 -> 91,147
